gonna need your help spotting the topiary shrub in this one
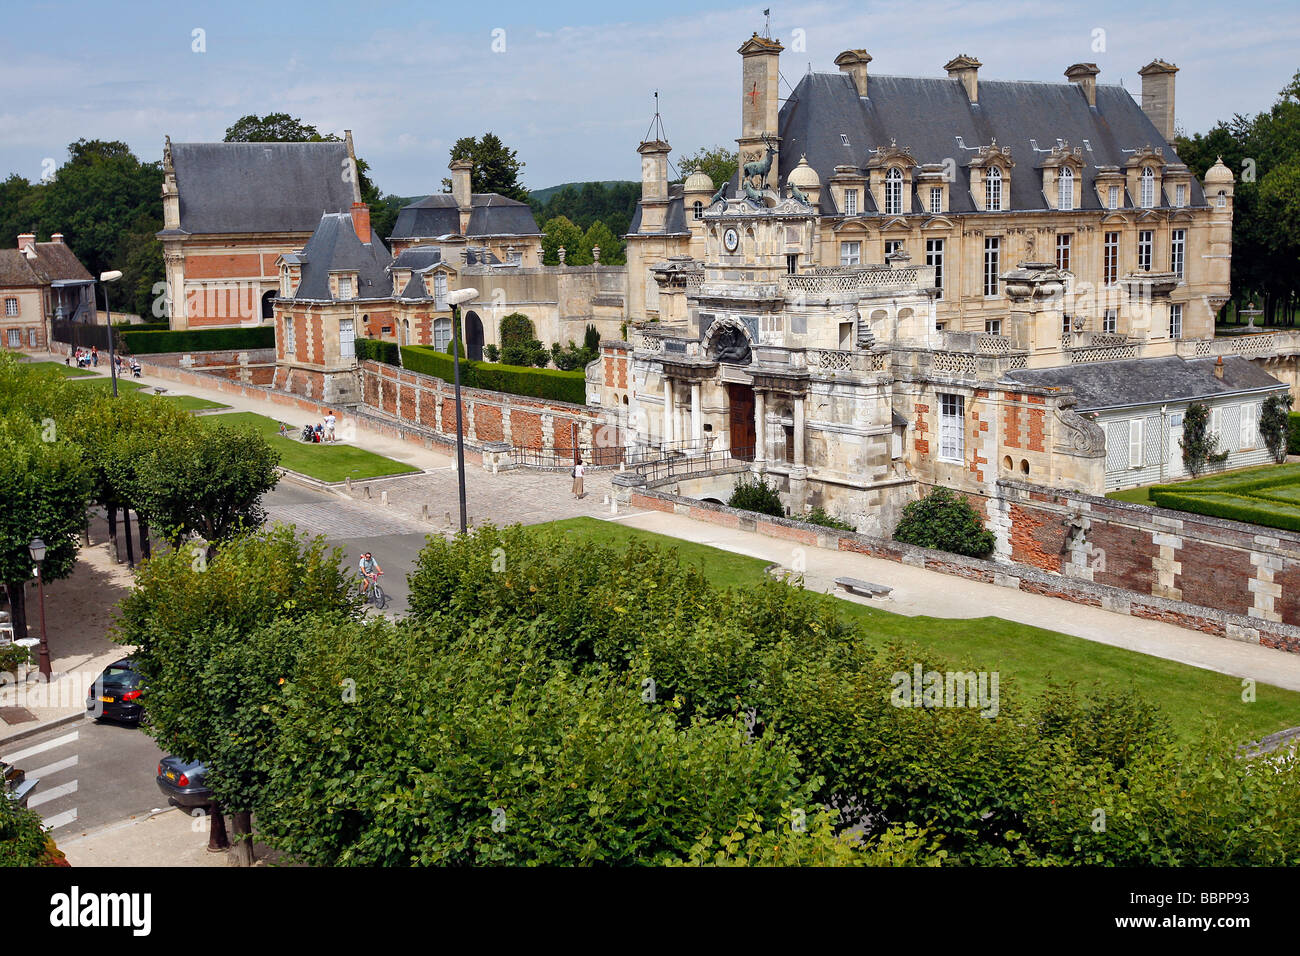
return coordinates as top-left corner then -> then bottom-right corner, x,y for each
483,344 -> 500,363
1288,413 -> 1300,457
1258,394 -> 1292,463
584,323 -> 600,354
893,486 -> 995,558
499,313 -> 534,350
727,473 -> 785,517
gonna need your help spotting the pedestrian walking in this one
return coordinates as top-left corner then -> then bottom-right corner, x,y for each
325,410 -> 337,442
571,456 -> 585,499
91,346 -> 98,367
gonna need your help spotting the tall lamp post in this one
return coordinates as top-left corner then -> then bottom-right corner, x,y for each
99,270 -> 123,397
28,538 -> 51,681
443,288 -> 479,534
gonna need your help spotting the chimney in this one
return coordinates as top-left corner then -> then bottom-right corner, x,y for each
835,49 -> 872,97
17,233 -> 36,254
450,159 -> 473,211
1065,63 -> 1099,108
1214,355 -> 1224,379
945,55 -> 982,104
1138,59 -> 1178,142
350,202 -> 371,244
50,232 -> 65,244
636,139 -> 671,232
343,129 -> 362,204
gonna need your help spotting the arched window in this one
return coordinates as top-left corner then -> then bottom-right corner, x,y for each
1140,167 -> 1155,208
693,201 -> 703,220
1216,190 -> 1227,208
985,166 -> 1002,211
1058,167 -> 1073,210
885,168 -> 903,216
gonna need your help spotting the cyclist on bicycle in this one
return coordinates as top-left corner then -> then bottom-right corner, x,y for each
358,552 -> 383,597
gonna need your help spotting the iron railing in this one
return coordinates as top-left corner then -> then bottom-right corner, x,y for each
511,445 -> 628,469
634,445 -> 754,484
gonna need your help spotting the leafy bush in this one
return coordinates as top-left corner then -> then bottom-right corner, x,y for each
400,346 -> 586,404
803,506 -> 855,531
551,341 -> 597,371
483,344 -> 500,363
0,796 -> 67,866
498,313 -> 534,350
119,326 -> 275,355
727,473 -> 785,517
584,323 -> 600,354
1259,394 -> 1292,463
893,485 -> 995,558
354,337 -> 399,365
1287,412 -> 1300,456
1180,402 -> 1231,476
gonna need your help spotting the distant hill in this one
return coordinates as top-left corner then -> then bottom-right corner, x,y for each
528,181 -> 637,204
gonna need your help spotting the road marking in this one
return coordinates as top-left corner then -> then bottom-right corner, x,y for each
42,808 -> 78,830
27,779 -> 78,808
0,730 -> 79,764
29,754 -> 78,778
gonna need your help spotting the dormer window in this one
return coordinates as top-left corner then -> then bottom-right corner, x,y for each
1058,168 -> 1074,211
338,276 -> 353,299
1140,168 -> 1155,209
986,166 -> 1003,211
281,271 -> 291,297
1108,185 -> 1119,210
840,134 -> 850,146
1175,184 -> 1187,208
844,188 -> 859,215
434,272 -> 447,304
929,187 -> 942,214
884,168 -> 903,216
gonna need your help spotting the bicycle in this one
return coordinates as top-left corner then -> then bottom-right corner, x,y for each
362,571 -> 387,610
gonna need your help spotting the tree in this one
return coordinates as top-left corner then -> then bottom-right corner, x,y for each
673,145 -> 738,189
580,219 -> 623,265
115,526 -> 358,864
893,486 -> 996,558
130,420 -> 281,556
1179,402 -> 1231,476
1260,394 -> 1293,463
728,474 -> 785,516
541,216 -> 584,266
441,133 -> 528,202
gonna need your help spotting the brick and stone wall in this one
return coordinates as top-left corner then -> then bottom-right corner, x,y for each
358,359 -> 623,452
617,482 -> 1300,654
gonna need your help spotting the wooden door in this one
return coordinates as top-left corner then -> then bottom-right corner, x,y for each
727,383 -> 755,460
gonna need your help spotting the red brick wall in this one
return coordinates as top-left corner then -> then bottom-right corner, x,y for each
1176,539 -> 1253,612
1008,502 -> 1064,573
475,404 -> 503,442
512,410 -> 543,448
1088,521 -> 1160,593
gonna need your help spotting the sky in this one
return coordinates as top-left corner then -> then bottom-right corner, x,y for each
1,0 -> 1297,198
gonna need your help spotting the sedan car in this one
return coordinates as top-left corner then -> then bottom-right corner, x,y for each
86,658 -> 145,725
155,756 -> 213,811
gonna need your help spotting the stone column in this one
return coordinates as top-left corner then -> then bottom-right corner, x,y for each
662,375 -> 674,444
793,394 -> 806,466
754,389 -> 766,464
691,382 -> 703,442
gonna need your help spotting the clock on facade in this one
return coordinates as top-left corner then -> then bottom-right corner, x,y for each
723,227 -> 739,252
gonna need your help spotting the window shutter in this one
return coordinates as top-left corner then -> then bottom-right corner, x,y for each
1129,419 -> 1143,468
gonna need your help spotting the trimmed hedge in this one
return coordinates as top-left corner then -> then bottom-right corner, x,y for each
113,321 -> 170,332
1149,489 -> 1300,534
119,326 -> 276,354
355,337 -> 399,365
400,345 -> 586,405
1289,413 -> 1300,456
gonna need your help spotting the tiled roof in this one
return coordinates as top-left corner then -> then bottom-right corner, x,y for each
0,250 -> 41,287
390,193 -> 540,240
290,213 -> 393,301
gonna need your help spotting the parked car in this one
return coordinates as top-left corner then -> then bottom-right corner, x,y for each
1,759 -> 38,808
86,658 -> 145,725
155,756 -> 213,811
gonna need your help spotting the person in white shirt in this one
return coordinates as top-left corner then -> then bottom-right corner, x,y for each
324,410 -> 337,442
571,457 -> 585,499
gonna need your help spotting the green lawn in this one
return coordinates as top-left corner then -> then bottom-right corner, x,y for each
209,411 -> 420,483
23,360 -> 98,378
542,517 -> 1300,744
154,394 -> 229,412
71,377 -> 147,393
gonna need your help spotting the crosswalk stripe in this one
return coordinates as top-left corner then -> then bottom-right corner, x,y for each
29,755 -> 78,778
41,808 -> 78,830
26,779 -> 78,808
0,730 -> 79,765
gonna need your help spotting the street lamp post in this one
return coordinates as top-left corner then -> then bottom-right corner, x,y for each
28,538 -> 51,682
99,270 -> 123,398
443,288 -> 479,535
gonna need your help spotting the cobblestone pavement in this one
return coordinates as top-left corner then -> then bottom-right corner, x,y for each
265,496 -> 429,539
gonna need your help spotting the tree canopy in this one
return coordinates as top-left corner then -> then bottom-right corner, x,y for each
441,132 -> 528,202
673,144 -> 738,189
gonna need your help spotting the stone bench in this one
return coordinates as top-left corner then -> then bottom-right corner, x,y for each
834,576 -> 893,599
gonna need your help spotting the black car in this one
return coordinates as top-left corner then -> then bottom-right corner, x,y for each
155,756 -> 213,811
86,658 -> 145,725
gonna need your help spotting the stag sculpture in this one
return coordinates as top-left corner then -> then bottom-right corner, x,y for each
742,136 -> 776,188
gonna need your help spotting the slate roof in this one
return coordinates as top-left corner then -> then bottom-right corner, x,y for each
290,213 -> 393,301
1004,356 -> 1286,411
777,71 -> 1204,216
390,247 -> 443,271
170,142 -> 357,235
390,193 -> 540,240
629,184 -> 690,236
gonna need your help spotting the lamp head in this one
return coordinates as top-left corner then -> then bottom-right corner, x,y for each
28,537 -> 46,564
100,270 -> 123,283
444,288 -> 478,307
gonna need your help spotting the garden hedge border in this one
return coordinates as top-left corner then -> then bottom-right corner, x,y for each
400,345 -> 585,404
119,327 -> 276,354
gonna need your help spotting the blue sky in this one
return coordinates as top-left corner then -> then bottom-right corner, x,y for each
2,0 -> 1297,197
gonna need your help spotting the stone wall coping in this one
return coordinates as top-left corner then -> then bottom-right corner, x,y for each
361,359 -> 602,418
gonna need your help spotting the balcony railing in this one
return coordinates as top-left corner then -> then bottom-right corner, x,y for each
779,266 -> 922,297
634,446 -> 754,484
798,348 -> 888,375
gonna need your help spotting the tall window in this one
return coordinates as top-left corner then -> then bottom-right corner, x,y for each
433,317 -> 452,352
1168,303 -> 1183,339
3,298 -> 16,316
693,200 -> 703,220
280,272 -> 290,297
1103,232 -> 1119,285
1140,167 -> 1155,209
929,187 -> 942,214
939,393 -> 965,463
1129,419 -> 1144,468
5,329 -> 19,348
1103,309 -> 1117,334
786,253 -> 799,275
1170,229 -> 1186,278
844,188 -> 859,216
284,315 -> 295,355
434,272 -> 447,305
1216,190 -> 1227,208
1058,167 -> 1074,210
339,318 -> 355,359
338,277 -> 353,299
1175,184 -> 1187,208
1063,312 -> 1074,335
985,319 -> 1002,335
985,166 -> 1003,211
884,169 -> 903,216
926,239 -> 944,300
984,236 -> 1001,297
840,241 -> 861,266
1107,185 -> 1120,210
884,239 -> 904,257
1055,234 -> 1072,272
1137,230 -> 1153,272
1240,402 -> 1258,450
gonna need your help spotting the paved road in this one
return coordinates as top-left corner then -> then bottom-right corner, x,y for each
1,717 -> 164,838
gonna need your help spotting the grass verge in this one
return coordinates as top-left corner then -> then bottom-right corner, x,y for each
210,411 -> 420,483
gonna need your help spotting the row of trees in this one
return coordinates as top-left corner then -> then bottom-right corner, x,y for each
1176,69 -> 1300,325
113,520 -> 1300,866
480,313 -> 599,370
540,215 -> 624,266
